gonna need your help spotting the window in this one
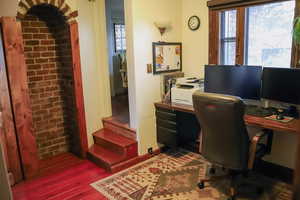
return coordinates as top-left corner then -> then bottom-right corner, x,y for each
220,10 -> 237,65
213,0 -> 296,67
114,24 -> 126,52
245,1 -> 295,67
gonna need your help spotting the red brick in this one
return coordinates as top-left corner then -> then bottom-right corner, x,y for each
42,63 -> 56,69
23,27 -> 39,33
44,75 -> 57,80
36,70 -> 49,75
36,58 -> 48,63
29,76 -> 43,82
39,28 -> 50,33
27,71 -> 36,76
31,21 -> 46,27
25,40 -> 40,46
41,40 -> 55,45
34,46 -> 48,51
48,46 -> 56,51
27,64 -> 41,70
23,34 -> 33,39
24,47 -> 33,52
25,52 -> 40,58
26,59 -> 34,64
41,52 -> 55,57
33,34 -> 48,39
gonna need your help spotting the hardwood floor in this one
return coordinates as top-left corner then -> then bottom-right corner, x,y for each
13,154 -> 112,200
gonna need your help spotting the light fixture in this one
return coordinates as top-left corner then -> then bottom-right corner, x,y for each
154,21 -> 171,36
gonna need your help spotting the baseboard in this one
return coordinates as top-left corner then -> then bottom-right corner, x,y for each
255,160 -> 294,184
111,148 -> 161,173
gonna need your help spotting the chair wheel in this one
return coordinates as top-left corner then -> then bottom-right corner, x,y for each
209,168 -> 216,175
198,181 -> 205,189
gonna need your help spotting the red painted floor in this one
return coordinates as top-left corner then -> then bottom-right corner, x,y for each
13,160 -> 112,200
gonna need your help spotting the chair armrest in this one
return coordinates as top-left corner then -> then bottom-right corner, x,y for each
248,132 -> 268,170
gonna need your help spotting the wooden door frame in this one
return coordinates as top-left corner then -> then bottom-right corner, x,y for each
0,17 -> 88,179
0,18 -> 23,183
69,21 -> 88,158
1,17 -> 38,179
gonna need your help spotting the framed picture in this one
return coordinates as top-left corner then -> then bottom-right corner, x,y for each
152,42 -> 182,74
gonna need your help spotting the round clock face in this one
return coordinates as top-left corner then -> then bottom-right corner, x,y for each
188,16 -> 200,31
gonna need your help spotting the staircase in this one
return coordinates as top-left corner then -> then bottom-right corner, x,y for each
87,117 -> 138,173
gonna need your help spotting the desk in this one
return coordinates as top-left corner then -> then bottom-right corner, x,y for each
155,102 -> 300,152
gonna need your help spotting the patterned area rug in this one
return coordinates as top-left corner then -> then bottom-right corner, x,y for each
91,149 -> 292,200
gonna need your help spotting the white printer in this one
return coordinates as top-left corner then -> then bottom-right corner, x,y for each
171,77 -> 204,106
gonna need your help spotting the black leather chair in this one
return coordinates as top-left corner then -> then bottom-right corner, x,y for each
192,91 -> 272,200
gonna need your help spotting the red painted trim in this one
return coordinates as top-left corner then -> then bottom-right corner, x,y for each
0,19 -> 23,183
1,17 -> 39,179
69,22 -> 88,158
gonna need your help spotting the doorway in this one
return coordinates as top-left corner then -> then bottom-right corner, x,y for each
105,0 -> 129,125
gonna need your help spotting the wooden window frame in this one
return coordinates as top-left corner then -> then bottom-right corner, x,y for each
208,0 -> 297,67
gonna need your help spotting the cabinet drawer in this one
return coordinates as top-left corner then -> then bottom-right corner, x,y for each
156,110 -> 176,121
156,119 -> 177,130
157,126 -> 178,147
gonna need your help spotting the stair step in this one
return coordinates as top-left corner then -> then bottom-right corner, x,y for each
103,117 -> 136,140
94,129 -> 136,148
87,145 -> 126,170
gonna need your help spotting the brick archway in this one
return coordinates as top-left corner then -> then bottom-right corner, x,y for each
0,0 -> 87,181
17,0 -> 78,23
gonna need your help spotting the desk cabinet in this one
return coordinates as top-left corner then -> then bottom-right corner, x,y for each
155,107 -> 178,147
155,104 -> 201,152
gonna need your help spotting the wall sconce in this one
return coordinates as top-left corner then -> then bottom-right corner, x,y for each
154,21 -> 171,36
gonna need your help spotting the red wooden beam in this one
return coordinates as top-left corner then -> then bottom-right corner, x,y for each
69,21 -> 88,158
0,18 -> 23,183
1,17 -> 39,179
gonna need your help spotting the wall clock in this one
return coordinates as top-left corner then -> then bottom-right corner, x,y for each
188,15 -> 200,31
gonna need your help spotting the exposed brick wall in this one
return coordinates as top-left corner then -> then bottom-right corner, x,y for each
21,5 -> 78,159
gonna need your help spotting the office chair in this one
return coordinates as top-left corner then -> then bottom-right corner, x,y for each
192,91 -> 271,200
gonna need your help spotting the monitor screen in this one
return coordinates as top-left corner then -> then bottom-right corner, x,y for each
261,67 -> 300,105
204,65 -> 262,100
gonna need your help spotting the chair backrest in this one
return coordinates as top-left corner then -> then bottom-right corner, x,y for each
192,91 -> 249,170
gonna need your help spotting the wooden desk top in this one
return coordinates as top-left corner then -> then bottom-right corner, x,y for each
155,102 -> 300,134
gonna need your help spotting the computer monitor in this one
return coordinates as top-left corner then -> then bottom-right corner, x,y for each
204,65 -> 262,100
261,67 -> 300,105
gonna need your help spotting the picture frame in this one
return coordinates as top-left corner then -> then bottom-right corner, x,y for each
152,42 -> 182,74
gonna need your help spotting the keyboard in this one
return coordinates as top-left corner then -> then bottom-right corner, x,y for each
245,105 -> 276,117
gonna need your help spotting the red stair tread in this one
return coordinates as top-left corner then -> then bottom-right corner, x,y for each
88,145 -> 125,165
93,129 -> 137,147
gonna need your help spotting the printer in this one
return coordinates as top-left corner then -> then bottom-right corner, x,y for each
171,77 -> 204,106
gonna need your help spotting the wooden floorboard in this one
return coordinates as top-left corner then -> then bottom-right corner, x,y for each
13,155 -> 111,200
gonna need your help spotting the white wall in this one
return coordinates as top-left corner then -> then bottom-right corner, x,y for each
125,0 -> 298,169
125,0 -> 182,154
0,0 -> 18,16
77,0 -> 112,147
182,0 -> 209,78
